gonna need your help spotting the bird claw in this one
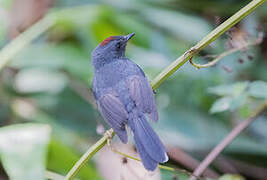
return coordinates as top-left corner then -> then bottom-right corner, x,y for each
105,129 -> 114,146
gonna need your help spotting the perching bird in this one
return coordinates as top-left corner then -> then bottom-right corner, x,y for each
91,33 -> 168,171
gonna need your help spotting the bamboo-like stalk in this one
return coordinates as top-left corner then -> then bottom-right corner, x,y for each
64,129 -> 114,180
0,4 -> 97,72
151,0 -> 266,89
0,16 -> 54,71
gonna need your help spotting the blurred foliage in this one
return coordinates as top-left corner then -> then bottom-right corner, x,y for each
219,174 -> 245,180
0,124 -> 51,180
0,0 -> 266,179
209,81 -> 267,114
47,139 -> 101,180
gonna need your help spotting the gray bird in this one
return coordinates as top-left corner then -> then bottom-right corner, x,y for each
91,33 -> 168,171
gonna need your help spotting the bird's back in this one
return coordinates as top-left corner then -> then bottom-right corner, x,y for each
92,58 -> 145,105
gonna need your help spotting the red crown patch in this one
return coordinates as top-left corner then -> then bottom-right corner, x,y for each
100,37 -> 114,46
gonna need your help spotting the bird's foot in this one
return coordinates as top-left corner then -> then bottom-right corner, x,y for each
104,129 -> 114,146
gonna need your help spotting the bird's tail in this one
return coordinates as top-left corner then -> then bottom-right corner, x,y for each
128,110 -> 168,171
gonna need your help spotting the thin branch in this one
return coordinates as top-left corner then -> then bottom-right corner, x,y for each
189,35 -> 263,69
63,0 -> 266,179
189,99 -> 267,180
214,155 -> 267,179
0,4 -> 98,72
213,156 -> 239,174
150,0 -> 266,89
167,147 -> 219,178
0,15 -> 54,71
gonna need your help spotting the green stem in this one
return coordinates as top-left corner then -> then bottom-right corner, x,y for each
64,129 -> 114,180
0,15 -> 54,71
0,4 -> 97,72
151,0 -> 266,89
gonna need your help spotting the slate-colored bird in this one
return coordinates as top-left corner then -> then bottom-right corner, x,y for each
91,33 -> 168,171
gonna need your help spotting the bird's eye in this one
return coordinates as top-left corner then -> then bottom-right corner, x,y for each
116,42 -> 121,49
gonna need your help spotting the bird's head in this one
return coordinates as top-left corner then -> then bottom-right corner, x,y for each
91,33 -> 135,68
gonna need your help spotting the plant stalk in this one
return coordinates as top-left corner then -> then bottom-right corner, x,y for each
151,0 -> 266,89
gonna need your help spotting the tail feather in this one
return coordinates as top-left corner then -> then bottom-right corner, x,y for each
135,115 -> 168,163
129,112 -> 168,171
134,134 -> 158,171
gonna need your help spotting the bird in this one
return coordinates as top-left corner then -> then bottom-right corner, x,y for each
91,33 -> 168,171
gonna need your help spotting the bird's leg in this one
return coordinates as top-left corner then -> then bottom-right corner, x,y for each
105,130 -> 142,164
105,129 -> 114,147
105,129 -> 121,155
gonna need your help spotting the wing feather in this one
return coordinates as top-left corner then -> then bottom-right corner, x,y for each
98,94 -> 128,143
129,76 -> 158,122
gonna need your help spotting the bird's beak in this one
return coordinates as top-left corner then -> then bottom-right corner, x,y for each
125,33 -> 135,41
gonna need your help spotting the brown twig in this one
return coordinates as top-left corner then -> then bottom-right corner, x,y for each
189,99 -> 267,180
8,0 -> 53,38
214,156 -> 267,179
189,34 -> 263,69
167,147 -> 219,178
212,156 -> 239,174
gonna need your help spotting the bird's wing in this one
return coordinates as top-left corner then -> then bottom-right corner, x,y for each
98,93 -> 128,143
92,77 -> 98,100
128,75 -> 158,122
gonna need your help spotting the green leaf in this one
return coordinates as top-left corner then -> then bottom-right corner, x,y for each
208,82 -> 249,97
210,97 -> 232,113
210,93 -> 247,114
238,104 -> 252,119
219,174 -> 245,180
47,139 -> 101,180
248,81 -> 267,98
0,123 -> 51,180
229,93 -> 248,111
